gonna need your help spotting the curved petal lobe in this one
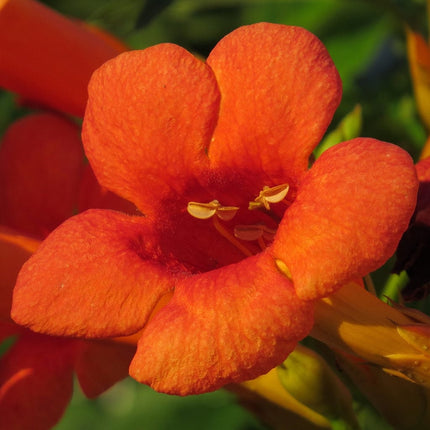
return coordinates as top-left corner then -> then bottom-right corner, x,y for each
83,45 -> 220,216
12,210 -> 179,338
207,23 -> 342,182
274,138 -> 418,300
130,251 -> 314,395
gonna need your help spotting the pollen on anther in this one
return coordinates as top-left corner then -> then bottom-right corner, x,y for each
187,200 -> 239,220
249,183 -> 290,210
187,200 -> 220,219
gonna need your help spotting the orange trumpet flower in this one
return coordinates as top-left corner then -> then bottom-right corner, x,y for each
0,0 -> 126,117
11,23 -> 418,396
0,114 -> 136,430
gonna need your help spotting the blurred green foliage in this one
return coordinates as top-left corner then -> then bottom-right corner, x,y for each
55,379 -> 264,430
1,0 -> 429,429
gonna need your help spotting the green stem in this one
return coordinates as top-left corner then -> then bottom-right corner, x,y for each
380,271 -> 409,302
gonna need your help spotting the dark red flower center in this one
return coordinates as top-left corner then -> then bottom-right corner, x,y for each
186,182 -> 291,260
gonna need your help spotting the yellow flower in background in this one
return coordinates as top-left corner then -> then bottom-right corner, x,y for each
406,4 -> 430,133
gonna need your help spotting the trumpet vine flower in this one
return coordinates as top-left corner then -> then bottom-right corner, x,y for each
12,23 -> 418,395
0,0 -> 126,117
0,114 -> 135,429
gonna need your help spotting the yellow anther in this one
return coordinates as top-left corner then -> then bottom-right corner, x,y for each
249,183 -> 290,210
216,205 -> 240,221
234,224 -> 277,241
187,200 -> 239,221
187,200 -> 220,219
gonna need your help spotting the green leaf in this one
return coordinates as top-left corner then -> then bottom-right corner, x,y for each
314,104 -> 362,158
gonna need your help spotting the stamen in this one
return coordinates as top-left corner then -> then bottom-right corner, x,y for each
216,205 -> 240,221
234,224 -> 276,241
212,217 -> 254,257
187,200 -> 239,220
249,183 -> 290,210
257,236 -> 267,251
187,200 -> 252,257
234,224 -> 265,241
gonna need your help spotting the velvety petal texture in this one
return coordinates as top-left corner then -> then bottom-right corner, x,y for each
131,252 -> 314,394
0,0 -> 125,116
208,23 -> 342,182
0,333 -> 77,430
83,45 -> 219,216
274,138 -> 418,300
12,210 -> 179,337
0,113 -> 84,239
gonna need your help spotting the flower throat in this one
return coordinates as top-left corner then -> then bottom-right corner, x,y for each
187,183 -> 289,257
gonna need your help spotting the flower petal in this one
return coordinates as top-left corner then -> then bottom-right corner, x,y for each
0,114 -> 84,239
130,251 -> 314,395
274,138 -> 418,300
0,226 -> 39,322
0,0 -> 125,116
83,45 -> 220,216
75,340 -> 136,398
207,23 -> 342,182
12,210 -> 178,338
416,157 -> 430,182
78,164 -> 138,215
0,333 -> 77,430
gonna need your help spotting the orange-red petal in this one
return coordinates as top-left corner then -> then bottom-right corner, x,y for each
274,138 -> 418,300
12,210 -> 179,337
83,45 -> 220,216
130,251 -> 314,395
0,0 -> 125,116
0,333 -> 77,430
207,23 -> 342,183
75,340 -> 136,398
416,157 -> 430,182
0,114 -> 84,239
0,226 -> 39,322
78,164 -> 138,215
